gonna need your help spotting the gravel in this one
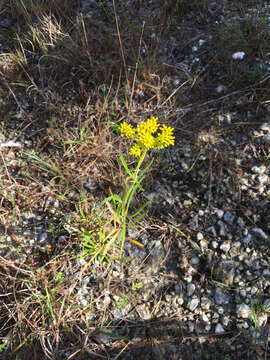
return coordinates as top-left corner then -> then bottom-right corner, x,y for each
1,0 -> 270,358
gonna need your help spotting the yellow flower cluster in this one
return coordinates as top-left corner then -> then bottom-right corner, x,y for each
120,116 -> 175,157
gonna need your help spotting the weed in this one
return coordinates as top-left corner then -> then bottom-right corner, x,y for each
250,297 -> 270,336
0,343 -> 7,353
132,280 -> 144,291
72,117 -> 175,265
99,117 -> 175,257
168,224 -> 204,257
117,295 -> 128,310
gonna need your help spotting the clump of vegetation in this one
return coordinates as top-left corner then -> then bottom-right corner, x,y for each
77,117 -> 175,265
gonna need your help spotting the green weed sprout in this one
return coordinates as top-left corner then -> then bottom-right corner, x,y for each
79,117 -> 175,264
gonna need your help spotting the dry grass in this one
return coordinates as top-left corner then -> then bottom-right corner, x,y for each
0,1 -> 180,357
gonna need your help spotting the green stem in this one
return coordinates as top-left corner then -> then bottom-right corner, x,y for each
133,148 -> 147,181
122,149 -> 147,217
119,149 -> 148,254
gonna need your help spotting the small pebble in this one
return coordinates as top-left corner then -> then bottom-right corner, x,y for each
251,165 -> 266,174
187,298 -> 199,311
211,241 -> 218,249
214,288 -> 230,305
220,241 -> 231,253
217,220 -> 228,237
216,84 -> 226,94
215,209 -> 224,218
260,122 -> 270,133
223,211 -> 235,225
263,299 -> 270,310
236,304 -> 251,319
215,323 -> 225,334
232,51 -> 245,60
187,283 -> 196,296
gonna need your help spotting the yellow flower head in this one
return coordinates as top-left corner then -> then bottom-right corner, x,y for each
120,117 -> 175,157
120,122 -> 136,138
129,144 -> 141,157
155,124 -> 175,149
143,116 -> 159,134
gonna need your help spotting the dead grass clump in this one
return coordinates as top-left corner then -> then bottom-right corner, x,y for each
0,254 -> 100,359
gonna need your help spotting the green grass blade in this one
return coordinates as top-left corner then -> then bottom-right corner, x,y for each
119,153 -> 133,179
128,201 -> 150,218
119,224 -> 126,255
100,194 -> 122,207
129,209 -> 148,226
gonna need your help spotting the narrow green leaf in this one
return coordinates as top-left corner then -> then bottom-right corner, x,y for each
119,224 -> 126,255
119,153 -> 133,178
100,194 -> 122,207
129,209 -> 148,226
9,82 -> 28,87
101,230 -> 119,262
128,201 -> 150,218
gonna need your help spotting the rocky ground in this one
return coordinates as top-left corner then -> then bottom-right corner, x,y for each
1,0 -> 270,359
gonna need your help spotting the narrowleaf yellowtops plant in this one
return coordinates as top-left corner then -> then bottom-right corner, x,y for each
79,116 -> 175,264
120,116 -> 175,157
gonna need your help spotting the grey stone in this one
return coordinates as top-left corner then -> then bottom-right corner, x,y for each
83,180 -> 98,191
260,122 -> 270,132
0,18 -> 12,28
136,304 -> 151,320
188,321 -> 195,332
241,233 -> 252,245
190,257 -> 200,265
213,260 -> 236,285
207,226 -> 217,237
38,232 -> 50,242
216,84 -> 226,94
218,307 -> 224,314
224,211 -> 235,225
263,299 -> 270,311
37,232 -> 51,251
187,298 -> 199,311
220,241 -> 231,253
263,269 -> 270,277
262,134 -> 270,143
201,297 -> 211,310
187,283 -> 196,296
99,332 -> 112,346
251,227 -> 268,241
211,241 -> 218,249
181,161 -> 189,170
217,220 -> 228,236
257,174 -> 269,185
251,165 -> 266,174
215,323 -> 225,334
128,227 -> 140,239
214,288 -> 230,305
239,289 -> 246,297
250,286 -> 258,295
215,209 -> 224,219
236,304 -> 251,319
